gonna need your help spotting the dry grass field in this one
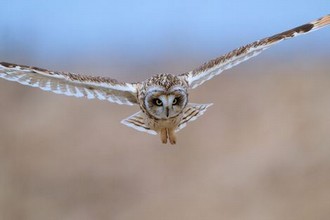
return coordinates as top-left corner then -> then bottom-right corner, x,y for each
1,57 -> 330,220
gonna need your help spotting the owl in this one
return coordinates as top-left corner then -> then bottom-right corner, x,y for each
1,15 -> 329,144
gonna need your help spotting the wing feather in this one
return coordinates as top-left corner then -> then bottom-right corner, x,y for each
180,15 -> 330,89
0,62 -> 139,105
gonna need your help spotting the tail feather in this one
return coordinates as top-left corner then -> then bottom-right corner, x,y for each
121,103 -> 213,135
176,103 -> 213,132
121,111 -> 157,135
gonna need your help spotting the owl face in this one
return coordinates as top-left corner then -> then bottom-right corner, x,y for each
144,85 -> 188,119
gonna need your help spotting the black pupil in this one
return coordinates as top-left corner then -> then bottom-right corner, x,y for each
173,98 -> 178,105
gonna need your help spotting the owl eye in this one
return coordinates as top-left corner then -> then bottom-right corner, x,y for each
172,97 -> 179,105
153,98 -> 163,106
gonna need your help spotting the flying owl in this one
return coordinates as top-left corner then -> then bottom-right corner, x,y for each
1,15 -> 329,144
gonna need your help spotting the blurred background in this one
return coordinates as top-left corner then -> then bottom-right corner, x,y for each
1,1 -> 330,219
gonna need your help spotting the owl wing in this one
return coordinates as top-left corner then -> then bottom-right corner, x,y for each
180,15 -> 330,89
0,62 -> 139,105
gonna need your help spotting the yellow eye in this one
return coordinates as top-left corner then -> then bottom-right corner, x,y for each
172,98 -> 178,105
154,98 -> 163,106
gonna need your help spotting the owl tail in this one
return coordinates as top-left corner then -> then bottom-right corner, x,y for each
121,111 -> 158,135
121,103 -> 213,135
175,103 -> 213,132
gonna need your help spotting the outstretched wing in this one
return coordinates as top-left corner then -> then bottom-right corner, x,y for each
180,15 -> 330,89
0,62 -> 139,105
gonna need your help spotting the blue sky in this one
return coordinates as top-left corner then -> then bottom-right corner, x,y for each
0,0 -> 329,72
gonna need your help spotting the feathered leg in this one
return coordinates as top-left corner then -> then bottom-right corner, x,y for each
168,128 -> 176,145
160,128 -> 168,144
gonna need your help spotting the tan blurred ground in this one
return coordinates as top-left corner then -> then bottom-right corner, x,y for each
1,57 -> 330,220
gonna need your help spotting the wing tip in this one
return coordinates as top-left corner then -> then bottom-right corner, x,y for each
312,14 -> 330,29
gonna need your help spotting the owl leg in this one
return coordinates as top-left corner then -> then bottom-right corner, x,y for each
168,128 -> 176,145
160,128 -> 168,144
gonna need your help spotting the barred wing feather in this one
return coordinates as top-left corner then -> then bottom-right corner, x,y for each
0,62 -> 138,105
181,15 -> 330,89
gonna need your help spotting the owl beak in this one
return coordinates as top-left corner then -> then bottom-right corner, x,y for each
166,107 -> 169,118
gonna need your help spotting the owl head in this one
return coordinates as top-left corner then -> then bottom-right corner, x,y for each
143,74 -> 188,119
